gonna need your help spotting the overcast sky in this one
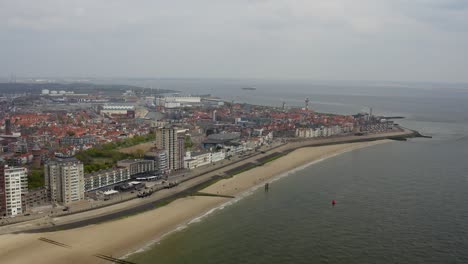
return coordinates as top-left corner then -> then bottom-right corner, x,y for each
1,0 -> 467,82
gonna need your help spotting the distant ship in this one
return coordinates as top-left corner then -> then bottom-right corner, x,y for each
241,87 -> 256,90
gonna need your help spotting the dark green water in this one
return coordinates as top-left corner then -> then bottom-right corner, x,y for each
128,126 -> 468,263
127,82 -> 468,263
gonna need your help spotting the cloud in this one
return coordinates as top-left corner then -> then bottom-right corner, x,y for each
0,0 -> 467,82
0,0 -> 461,33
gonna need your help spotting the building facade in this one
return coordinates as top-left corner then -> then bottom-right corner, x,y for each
155,128 -> 185,171
117,159 -> 155,177
211,151 -> 226,163
295,125 -> 353,138
144,150 -> 169,175
177,135 -> 185,170
156,96 -> 201,108
184,151 -> 212,170
155,150 -> 169,174
0,165 -> 4,216
59,135 -> 95,146
0,165 -> 28,217
184,150 -> 226,170
84,168 -> 130,192
45,158 -> 85,205
24,187 -> 49,211
99,104 -> 135,117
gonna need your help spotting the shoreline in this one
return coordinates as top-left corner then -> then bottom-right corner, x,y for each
0,140 -> 391,264
124,139 -> 392,259
0,128 -> 417,234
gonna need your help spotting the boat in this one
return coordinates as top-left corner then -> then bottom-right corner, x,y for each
241,87 -> 256,90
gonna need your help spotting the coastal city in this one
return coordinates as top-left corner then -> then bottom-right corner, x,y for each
1,1 -> 466,263
0,82 -> 403,225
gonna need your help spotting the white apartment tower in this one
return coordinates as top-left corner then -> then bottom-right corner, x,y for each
0,165 -> 28,217
45,158 -> 85,205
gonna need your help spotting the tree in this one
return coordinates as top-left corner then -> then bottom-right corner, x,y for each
74,132 -> 157,173
184,135 -> 193,150
28,169 -> 45,189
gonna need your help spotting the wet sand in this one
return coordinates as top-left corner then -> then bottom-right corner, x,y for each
0,141 -> 389,264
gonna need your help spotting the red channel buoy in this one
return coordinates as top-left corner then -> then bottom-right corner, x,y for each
332,200 -> 336,206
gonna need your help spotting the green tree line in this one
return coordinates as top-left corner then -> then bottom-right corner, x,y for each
75,133 -> 155,173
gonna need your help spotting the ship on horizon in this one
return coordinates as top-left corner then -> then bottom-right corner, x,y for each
241,87 -> 256,90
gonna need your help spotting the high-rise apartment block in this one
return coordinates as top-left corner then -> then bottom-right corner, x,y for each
155,127 -> 186,171
45,158 -> 85,205
0,165 -> 28,217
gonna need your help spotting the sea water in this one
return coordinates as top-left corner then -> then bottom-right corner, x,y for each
128,80 -> 468,263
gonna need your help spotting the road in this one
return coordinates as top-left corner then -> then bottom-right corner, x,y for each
0,127 -> 418,234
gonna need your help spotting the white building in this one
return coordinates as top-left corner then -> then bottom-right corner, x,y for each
184,150 -> 227,169
117,159 -> 155,176
84,168 -> 130,192
226,144 -> 247,155
295,125 -> 346,138
211,151 -> 226,163
163,102 -> 181,109
0,166 -> 28,217
163,96 -> 201,104
100,104 -> 135,115
45,158 -> 85,205
154,150 -> 169,174
156,96 -> 201,108
184,151 -> 212,169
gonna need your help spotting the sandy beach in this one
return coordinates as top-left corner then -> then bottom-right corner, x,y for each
0,140 -> 390,264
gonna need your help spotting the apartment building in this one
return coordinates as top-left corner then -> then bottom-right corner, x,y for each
45,158 -> 85,205
0,165 -> 28,217
155,127 -> 186,171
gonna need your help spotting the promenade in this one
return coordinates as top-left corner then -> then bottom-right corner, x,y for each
0,127 -> 417,235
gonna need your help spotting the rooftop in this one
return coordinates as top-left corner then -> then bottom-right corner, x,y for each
48,157 -> 82,164
207,132 -> 240,141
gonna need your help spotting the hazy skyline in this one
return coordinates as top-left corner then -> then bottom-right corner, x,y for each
1,0 -> 467,82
